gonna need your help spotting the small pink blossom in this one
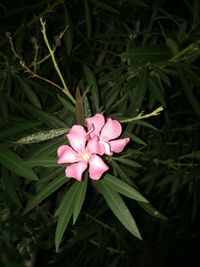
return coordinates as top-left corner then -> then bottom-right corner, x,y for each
57,125 -> 109,181
86,114 -> 130,156
57,114 -> 130,181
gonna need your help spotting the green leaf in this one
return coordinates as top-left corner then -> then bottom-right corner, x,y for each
127,133 -> 147,146
112,157 -> 142,168
90,0 -> 120,13
0,145 -> 38,181
15,128 -> 69,144
4,261 -> 26,267
83,95 -> 92,118
21,103 -> 66,128
138,202 -> 167,220
73,175 -> 88,224
179,67 -> 200,118
94,180 -> 142,240
166,38 -> 179,56
23,174 -> 69,214
112,162 -> 167,219
24,158 -> 58,167
55,182 -> 80,251
183,66 -> 200,87
27,139 -> 64,159
133,120 -> 158,131
125,0 -> 148,7
155,68 -> 171,87
63,5 -> 73,56
111,160 -> 137,185
148,77 -> 166,106
179,151 -> 200,159
193,0 -> 200,24
84,0 -> 92,38
120,46 -> 171,62
84,65 -> 100,112
2,167 -> 22,207
75,88 -> 85,125
177,21 -> 187,41
15,75 -> 42,108
0,121 -> 41,140
57,94 -> 75,113
103,174 -> 148,202
136,68 -> 148,108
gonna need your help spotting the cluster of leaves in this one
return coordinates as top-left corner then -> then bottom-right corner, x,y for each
0,0 -> 200,266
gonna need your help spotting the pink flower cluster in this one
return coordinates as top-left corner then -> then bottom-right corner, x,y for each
57,114 -> 130,181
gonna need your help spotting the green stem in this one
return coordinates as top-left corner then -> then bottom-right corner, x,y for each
153,159 -> 197,169
40,18 -> 75,104
89,239 -> 125,256
120,106 -> 163,123
169,39 -> 200,62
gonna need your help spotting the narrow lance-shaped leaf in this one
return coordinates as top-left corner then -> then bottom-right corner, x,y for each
15,128 -> 69,144
84,0 -> 92,38
2,167 -> 22,207
24,158 -> 58,167
55,182 -> 80,252
137,67 -> 148,108
24,174 -> 69,214
15,75 -> 42,108
103,174 -> 149,203
133,120 -> 158,131
179,67 -> 200,118
148,77 -> 166,107
94,180 -> 142,240
127,133 -> 147,146
112,161 -> 167,220
112,157 -> 142,168
84,65 -> 100,112
21,103 -> 66,128
120,46 -> 171,62
91,0 -> 120,13
63,5 -> 73,56
0,145 -> 38,181
75,88 -> 85,125
83,95 -> 92,118
0,121 -> 41,140
73,174 -> 88,224
138,202 -> 167,220
27,139 -> 64,160
57,94 -> 75,113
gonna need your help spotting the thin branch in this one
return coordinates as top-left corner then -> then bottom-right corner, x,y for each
120,106 -> 164,123
6,32 -> 70,94
40,18 -> 75,104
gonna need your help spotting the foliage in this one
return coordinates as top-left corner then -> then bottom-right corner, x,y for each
0,0 -> 200,266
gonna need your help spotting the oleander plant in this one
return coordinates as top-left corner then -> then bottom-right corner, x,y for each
0,0 -> 200,266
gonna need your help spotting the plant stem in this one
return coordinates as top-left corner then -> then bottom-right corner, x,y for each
120,106 -> 163,123
169,39 -> 200,62
6,32 -> 65,92
40,18 -> 75,104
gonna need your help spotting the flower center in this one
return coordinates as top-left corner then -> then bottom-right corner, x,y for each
80,151 -> 91,162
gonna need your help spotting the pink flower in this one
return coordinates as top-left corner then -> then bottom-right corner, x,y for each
86,114 -> 130,156
57,114 -> 130,181
57,125 -> 109,181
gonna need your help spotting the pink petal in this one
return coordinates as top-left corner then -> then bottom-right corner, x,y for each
88,155 -> 109,180
109,138 -> 130,153
99,141 -> 112,156
57,145 -> 68,157
100,118 -> 122,141
86,135 -> 105,155
57,145 -> 79,164
67,125 -> 87,152
65,161 -> 88,181
86,114 -> 105,138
